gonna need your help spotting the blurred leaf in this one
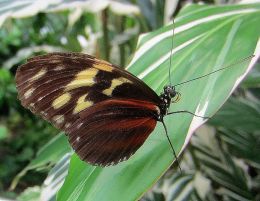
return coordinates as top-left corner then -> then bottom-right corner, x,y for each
3,45 -> 64,70
137,0 -> 165,29
166,173 -> 194,201
148,122 -> 258,200
0,68 -> 11,82
209,97 -> 260,132
141,191 -> 165,201
219,129 -> 260,167
57,3 -> 260,201
192,128 -> 254,200
164,0 -> 179,24
25,133 -> 70,170
10,133 -> 71,190
17,147 -> 34,162
0,68 -> 15,108
17,186 -> 41,201
193,172 -> 211,200
0,0 -> 140,28
142,171 -> 211,201
109,1 -> 140,15
0,0 -> 105,27
0,125 -> 8,140
40,153 -> 71,201
242,61 -> 260,88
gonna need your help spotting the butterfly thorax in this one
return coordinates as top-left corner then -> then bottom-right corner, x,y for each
159,85 -> 177,117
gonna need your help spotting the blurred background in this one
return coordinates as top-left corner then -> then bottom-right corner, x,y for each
0,0 -> 259,200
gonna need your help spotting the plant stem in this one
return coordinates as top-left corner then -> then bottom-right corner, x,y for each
101,8 -> 110,61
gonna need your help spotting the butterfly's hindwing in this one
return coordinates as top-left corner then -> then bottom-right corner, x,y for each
68,99 -> 158,166
15,52 -> 161,166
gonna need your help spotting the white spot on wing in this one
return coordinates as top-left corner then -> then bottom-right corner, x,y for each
31,68 -> 47,81
38,96 -> 44,101
40,111 -> 48,120
77,122 -> 83,129
65,123 -> 71,129
54,66 -> 64,71
29,103 -> 35,108
53,115 -> 64,125
40,111 -> 47,116
24,88 -> 35,99
110,162 -> 115,166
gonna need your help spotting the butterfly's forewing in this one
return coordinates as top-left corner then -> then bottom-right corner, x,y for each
15,52 -> 161,166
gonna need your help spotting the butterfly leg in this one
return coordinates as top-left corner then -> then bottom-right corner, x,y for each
167,110 -> 210,119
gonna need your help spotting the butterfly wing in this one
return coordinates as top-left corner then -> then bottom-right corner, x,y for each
15,52 -> 161,166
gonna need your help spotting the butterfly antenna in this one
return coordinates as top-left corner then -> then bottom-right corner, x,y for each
168,19 -> 175,86
173,55 -> 255,87
162,119 -> 182,172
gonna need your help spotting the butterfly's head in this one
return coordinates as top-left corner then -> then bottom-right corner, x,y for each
160,85 -> 181,115
163,85 -> 177,99
163,85 -> 181,102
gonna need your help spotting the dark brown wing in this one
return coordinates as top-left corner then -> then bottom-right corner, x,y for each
67,99 -> 158,166
16,52 -> 161,129
15,52 -> 161,166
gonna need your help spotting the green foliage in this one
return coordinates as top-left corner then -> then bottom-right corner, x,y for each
17,186 -> 41,201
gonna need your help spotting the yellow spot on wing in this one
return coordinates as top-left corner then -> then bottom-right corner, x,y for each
52,93 -> 71,109
73,94 -> 93,114
93,62 -> 113,72
65,68 -> 98,91
31,68 -> 47,81
103,77 -> 132,96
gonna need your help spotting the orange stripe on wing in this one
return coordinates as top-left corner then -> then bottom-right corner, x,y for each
80,98 -> 160,119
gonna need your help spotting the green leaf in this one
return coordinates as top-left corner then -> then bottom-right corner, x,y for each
0,125 -> 8,140
219,128 -> 260,167
209,97 -> 260,132
242,62 -> 260,87
28,133 -> 71,170
17,186 -> 41,201
10,133 -> 71,190
192,128 -> 254,200
57,3 -> 260,201
40,154 -> 71,201
0,0 -> 139,27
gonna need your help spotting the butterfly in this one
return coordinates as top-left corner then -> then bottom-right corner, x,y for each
15,52 -> 186,167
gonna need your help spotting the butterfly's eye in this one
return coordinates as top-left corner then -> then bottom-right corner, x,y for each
169,88 -> 176,98
164,86 -> 176,98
